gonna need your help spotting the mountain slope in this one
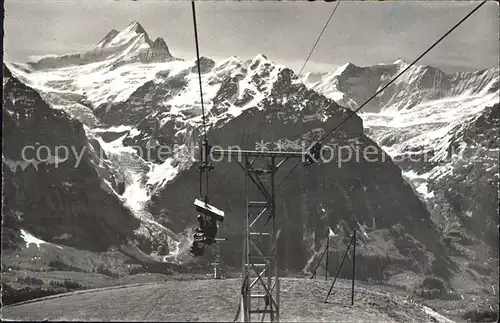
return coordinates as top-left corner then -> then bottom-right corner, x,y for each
2,64 -> 183,262
2,64 -> 144,252
408,103 -> 499,249
304,61 -> 499,255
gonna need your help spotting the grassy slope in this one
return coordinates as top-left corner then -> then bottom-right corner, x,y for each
2,238 -> 498,321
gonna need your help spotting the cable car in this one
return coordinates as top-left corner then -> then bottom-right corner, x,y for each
190,199 -> 226,256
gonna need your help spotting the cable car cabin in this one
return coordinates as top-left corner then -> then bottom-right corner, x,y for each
190,199 -> 225,256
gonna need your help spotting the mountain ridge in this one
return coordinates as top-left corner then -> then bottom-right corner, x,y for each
302,60 -> 498,113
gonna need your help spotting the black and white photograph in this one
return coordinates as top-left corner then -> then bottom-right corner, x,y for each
2,0 -> 499,322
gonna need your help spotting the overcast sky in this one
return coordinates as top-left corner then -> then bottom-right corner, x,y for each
4,0 -> 499,74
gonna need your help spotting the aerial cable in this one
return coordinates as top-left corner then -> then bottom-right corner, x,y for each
297,0 -> 341,77
277,0 -> 487,190
316,0 -> 488,145
191,0 -> 212,203
275,1 -> 341,190
192,0 -> 208,141
276,160 -> 301,191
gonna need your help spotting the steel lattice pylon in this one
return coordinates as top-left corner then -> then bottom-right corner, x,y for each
211,149 -> 305,323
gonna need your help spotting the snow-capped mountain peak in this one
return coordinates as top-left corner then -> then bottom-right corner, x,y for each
127,21 -> 147,34
94,29 -> 120,49
104,21 -> 150,48
248,53 -> 270,69
151,37 -> 169,51
253,53 -> 268,62
334,62 -> 355,76
28,21 -> 175,71
393,58 -> 408,65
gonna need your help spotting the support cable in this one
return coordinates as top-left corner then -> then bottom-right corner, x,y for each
275,160 -> 302,190
297,0 -> 341,77
191,0 -> 212,203
324,229 -> 356,303
192,0 -> 207,141
275,1 -> 341,191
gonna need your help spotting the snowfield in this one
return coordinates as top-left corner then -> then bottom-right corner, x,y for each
20,230 -> 64,250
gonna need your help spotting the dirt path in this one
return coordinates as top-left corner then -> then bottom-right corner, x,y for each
2,278 -> 454,322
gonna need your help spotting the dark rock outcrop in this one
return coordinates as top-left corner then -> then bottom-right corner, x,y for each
191,57 -> 215,75
2,64 -> 141,252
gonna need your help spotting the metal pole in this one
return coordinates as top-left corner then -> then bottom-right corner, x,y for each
324,177 -> 328,282
310,241 -> 328,279
351,229 -> 356,306
324,231 -> 355,303
325,230 -> 329,281
243,155 -> 250,322
271,157 -> 279,323
222,151 -> 302,321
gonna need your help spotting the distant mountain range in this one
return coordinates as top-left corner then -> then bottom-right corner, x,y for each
301,59 -> 499,250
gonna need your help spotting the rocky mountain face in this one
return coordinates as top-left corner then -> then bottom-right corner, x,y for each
304,61 -> 499,260
410,103 -> 499,251
2,64 -> 144,253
